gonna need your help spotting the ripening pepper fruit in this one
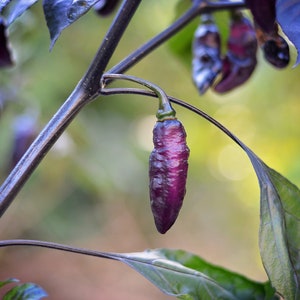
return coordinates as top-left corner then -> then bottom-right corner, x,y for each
192,14 -> 222,94
214,11 -> 257,93
149,118 -> 189,234
244,0 -> 289,68
255,23 -> 290,69
94,0 -> 120,16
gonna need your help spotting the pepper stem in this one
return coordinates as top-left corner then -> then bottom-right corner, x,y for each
101,74 -> 176,121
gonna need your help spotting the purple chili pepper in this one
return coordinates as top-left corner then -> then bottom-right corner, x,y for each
214,12 -> 257,93
149,118 -> 189,234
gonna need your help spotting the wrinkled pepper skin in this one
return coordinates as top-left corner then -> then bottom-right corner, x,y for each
192,16 -> 222,94
214,15 -> 257,93
149,119 -> 189,234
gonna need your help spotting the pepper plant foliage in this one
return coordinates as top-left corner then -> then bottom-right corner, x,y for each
1,0 -> 300,299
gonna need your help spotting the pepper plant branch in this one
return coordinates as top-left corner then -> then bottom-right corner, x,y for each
102,73 -> 175,119
106,0 -> 246,77
0,0 -> 142,217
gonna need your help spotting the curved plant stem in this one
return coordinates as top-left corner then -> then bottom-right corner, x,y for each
100,87 -> 247,151
102,74 -> 175,119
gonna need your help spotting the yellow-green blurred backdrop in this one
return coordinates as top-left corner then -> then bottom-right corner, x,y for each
1,1 -> 300,299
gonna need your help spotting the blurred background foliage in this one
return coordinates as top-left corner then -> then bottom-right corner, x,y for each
1,0 -> 300,299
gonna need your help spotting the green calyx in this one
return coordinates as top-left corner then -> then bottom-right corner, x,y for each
155,82 -> 176,121
156,105 -> 176,121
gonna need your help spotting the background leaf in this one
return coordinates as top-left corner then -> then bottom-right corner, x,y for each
2,0 -> 39,25
67,0 -> 99,22
3,282 -> 47,300
0,1 -> 12,13
43,0 -> 98,49
168,0 -> 197,68
0,278 -> 18,289
276,0 -> 300,65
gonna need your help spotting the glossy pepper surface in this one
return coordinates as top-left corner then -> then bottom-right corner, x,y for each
149,118 -> 189,234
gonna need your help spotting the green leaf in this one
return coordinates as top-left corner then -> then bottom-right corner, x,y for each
241,146 -> 300,299
3,282 -> 47,300
159,249 -> 277,300
186,100 -> 300,298
0,278 -> 19,289
168,0 -> 197,68
103,249 -> 276,299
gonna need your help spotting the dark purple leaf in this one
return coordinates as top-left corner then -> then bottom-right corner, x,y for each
276,0 -> 300,65
0,17 -> 13,68
94,0 -> 120,16
149,119 -> 189,234
0,0 -> 12,13
3,0 -> 39,26
43,0 -> 98,49
245,0 -> 276,34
